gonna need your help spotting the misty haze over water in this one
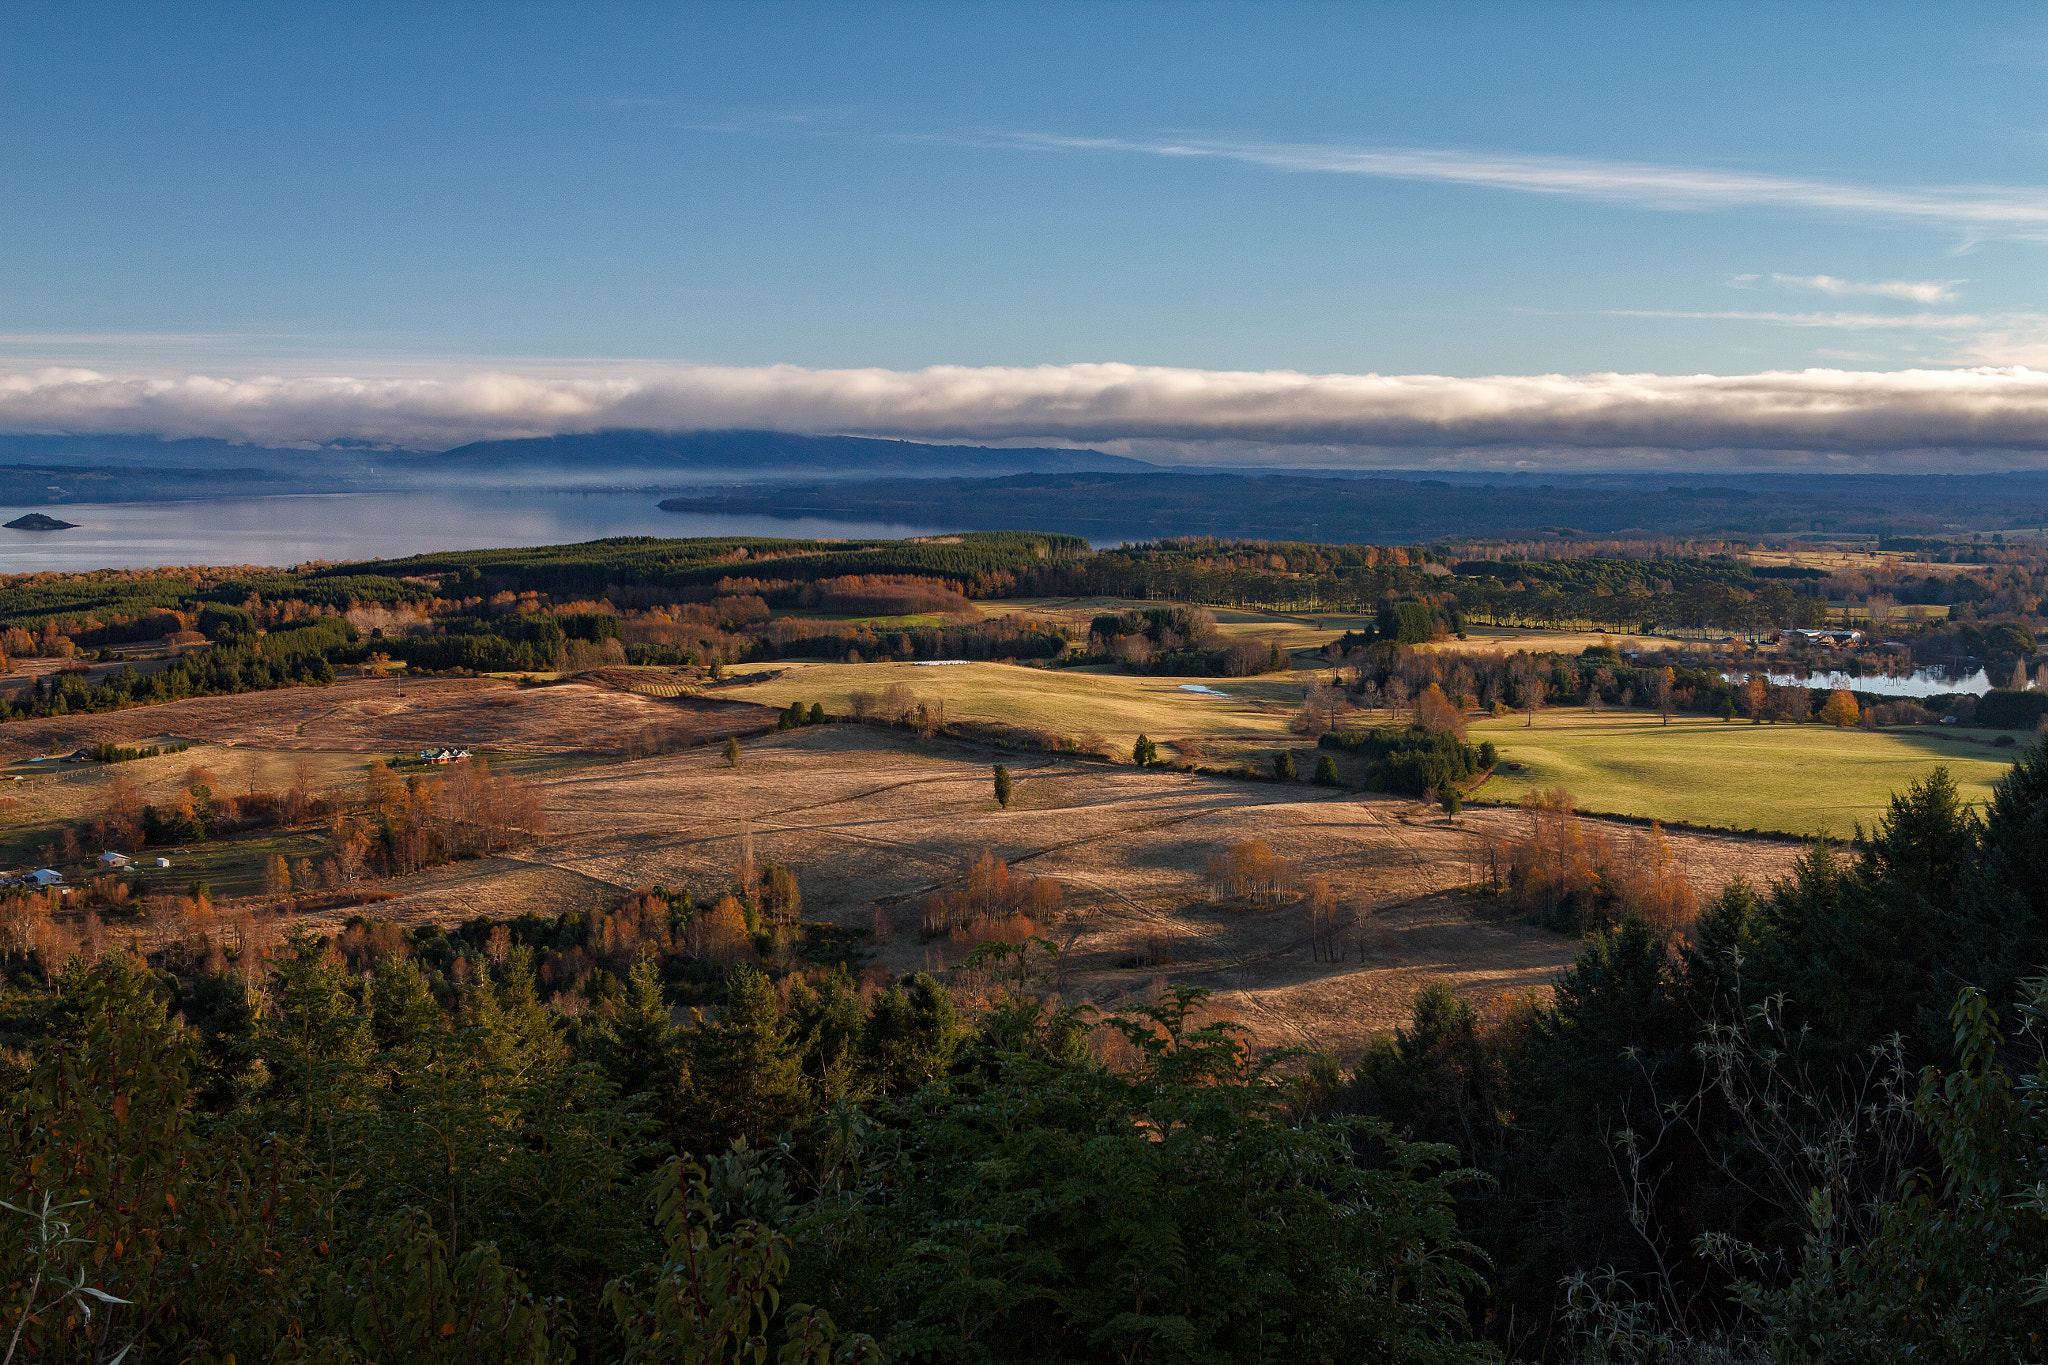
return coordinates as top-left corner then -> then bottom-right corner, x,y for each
0,490 -> 954,573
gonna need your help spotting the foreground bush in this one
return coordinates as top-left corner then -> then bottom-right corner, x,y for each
0,953 -> 1495,1363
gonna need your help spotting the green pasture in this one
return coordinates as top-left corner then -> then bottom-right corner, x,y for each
1474,708 -> 2032,838
716,659 -> 1306,750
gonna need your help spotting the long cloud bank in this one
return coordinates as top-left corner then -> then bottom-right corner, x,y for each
8,362 -> 2048,457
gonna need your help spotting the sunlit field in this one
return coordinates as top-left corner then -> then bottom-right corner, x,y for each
1474,707 -> 2031,837
718,659 -> 1306,752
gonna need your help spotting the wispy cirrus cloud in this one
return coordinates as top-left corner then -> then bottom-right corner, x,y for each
1769,273 -> 1962,303
1602,308 -> 2008,330
984,132 -> 2048,241
11,362 -> 2048,458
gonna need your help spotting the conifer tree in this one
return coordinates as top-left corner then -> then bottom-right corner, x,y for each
685,965 -> 808,1149
993,763 -> 1012,807
589,953 -> 686,1110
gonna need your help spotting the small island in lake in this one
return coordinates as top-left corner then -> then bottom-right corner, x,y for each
4,513 -> 77,531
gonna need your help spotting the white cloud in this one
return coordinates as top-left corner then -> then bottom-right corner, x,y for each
1769,273 -> 1961,303
12,361 -> 2048,457
989,133 -> 2048,241
1602,308 -> 2006,330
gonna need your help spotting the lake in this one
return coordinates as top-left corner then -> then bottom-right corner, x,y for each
0,491 -> 952,573
1723,666 -> 2002,698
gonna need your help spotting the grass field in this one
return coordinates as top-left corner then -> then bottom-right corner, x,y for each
715,663 -> 2038,837
717,659 -> 1308,753
1474,708 -> 2032,837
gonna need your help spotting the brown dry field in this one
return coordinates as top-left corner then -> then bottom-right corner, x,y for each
0,677 -> 779,759
6,679 -> 1806,1055
282,722 -> 1804,1056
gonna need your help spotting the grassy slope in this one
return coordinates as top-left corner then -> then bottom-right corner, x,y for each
717,660 -> 1305,749
1474,708 -> 2029,837
724,665 -> 2030,836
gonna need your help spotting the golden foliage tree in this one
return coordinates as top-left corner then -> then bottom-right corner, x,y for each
1819,688 -> 1861,728
1411,683 -> 1468,740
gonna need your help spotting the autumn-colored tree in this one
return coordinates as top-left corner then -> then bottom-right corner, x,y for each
1206,840 -> 1294,904
722,736 -> 742,768
1654,666 -> 1676,725
759,864 -> 801,921
262,854 -> 292,898
1412,683 -> 1468,740
1304,877 -> 1341,962
1820,688 -> 1861,728
97,773 -> 145,852
362,757 -> 406,818
1744,672 -> 1769,724
690,894 -> 753,968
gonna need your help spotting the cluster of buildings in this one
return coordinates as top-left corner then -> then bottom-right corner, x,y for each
1775,628 -> 1868,647
3,849 -> 172,890
417,746 -> 474,764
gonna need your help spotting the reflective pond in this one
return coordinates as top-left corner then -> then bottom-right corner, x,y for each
1720,666 -> 2003,698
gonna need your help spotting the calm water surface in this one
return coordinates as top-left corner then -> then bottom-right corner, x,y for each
1722,666 -> 2002,698
0,491 -> 952,572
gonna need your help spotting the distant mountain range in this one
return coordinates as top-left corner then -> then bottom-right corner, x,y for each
0,429 -> 1150,495
424,429 -> 1151,476
660,469 -> 2048,541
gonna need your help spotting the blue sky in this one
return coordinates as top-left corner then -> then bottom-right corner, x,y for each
6,2 -> 2048,460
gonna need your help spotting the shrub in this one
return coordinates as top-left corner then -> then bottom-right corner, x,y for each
1313,754 -> 1339,786
1321,725 -> 1480,796
1272,751 -> 1298,782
